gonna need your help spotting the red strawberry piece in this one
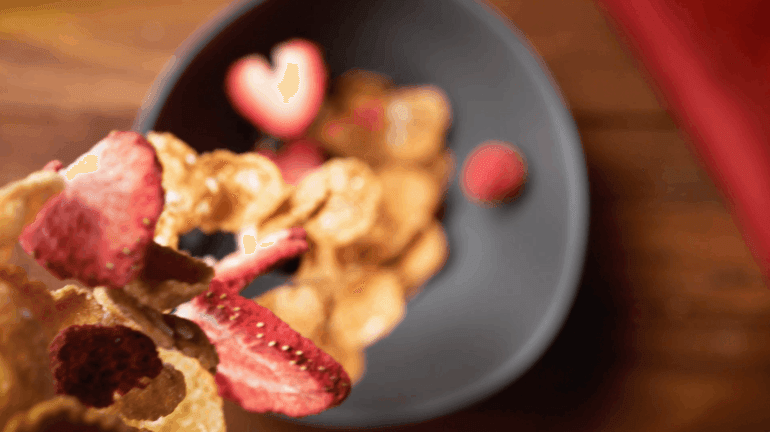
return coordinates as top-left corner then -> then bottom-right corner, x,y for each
460,140 -> 528,206
19,131 -> 165,289
352,99 -> 385,132
269,139 -> 326,185
225,38 -> 327,139
49,324 -> 164,408
42,160 -> 64,172
214,226 -> 309,294
256,148 -> 278,162
174,279 -> 351,417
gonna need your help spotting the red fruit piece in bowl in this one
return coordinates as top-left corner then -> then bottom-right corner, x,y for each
48,324 -> 164,408
214,226 -> 309,294
19,131 -> 165,289
226,38 -> 327,140
42,160 -> 64,172
461,140 -> 528,207
258,139 -> 326,185
174,279 -> 351,417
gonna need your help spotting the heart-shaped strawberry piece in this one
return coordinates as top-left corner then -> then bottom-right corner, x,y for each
226,39 -> 327,140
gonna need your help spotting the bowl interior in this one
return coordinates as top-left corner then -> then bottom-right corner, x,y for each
134,0 -> 589,427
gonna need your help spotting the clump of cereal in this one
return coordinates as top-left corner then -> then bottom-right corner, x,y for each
0,170 -> 64,264
101,363 -> 187,421
121,349 -> 225,432
2,396 -> 141,432
0,266 -> 58,427
383,85 -> 452,164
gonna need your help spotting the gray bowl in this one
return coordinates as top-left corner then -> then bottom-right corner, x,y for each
133,0 -> 590,428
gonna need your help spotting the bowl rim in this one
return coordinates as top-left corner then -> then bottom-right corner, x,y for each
133,0 -> 590,427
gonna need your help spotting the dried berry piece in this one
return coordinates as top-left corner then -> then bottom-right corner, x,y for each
214,226 -> 309,294
49,325 -> 164,408
19,131 -> 165,288
41,160 -> 64,172
175,279 -> 352,417
225,38 -> 327,139
258,138 -> 326,185
461,140 -> 528,206
2,396 -> 140,432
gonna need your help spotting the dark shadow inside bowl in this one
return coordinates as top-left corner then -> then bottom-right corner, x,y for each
134,0 -> 589,428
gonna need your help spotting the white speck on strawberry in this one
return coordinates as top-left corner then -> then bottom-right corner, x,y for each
256,322 -> 265,328
281,345 -> 290,351
268,341 -> 277,347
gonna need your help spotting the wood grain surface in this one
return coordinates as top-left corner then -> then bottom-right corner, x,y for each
3,1 -> 769,431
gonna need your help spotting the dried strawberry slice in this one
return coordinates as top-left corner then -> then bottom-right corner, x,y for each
19,131 -> 165,288
49,324 -> 164,408
175,279 -> 351,417
42,160 -> 64,172
213,226 -> 309,294
460,140 -> 528,206
258,139 -> 326,185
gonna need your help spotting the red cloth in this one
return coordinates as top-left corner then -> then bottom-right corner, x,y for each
596,0 -> 770,275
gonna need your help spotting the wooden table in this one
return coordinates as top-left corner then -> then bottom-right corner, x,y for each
3,1 -> 769,431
